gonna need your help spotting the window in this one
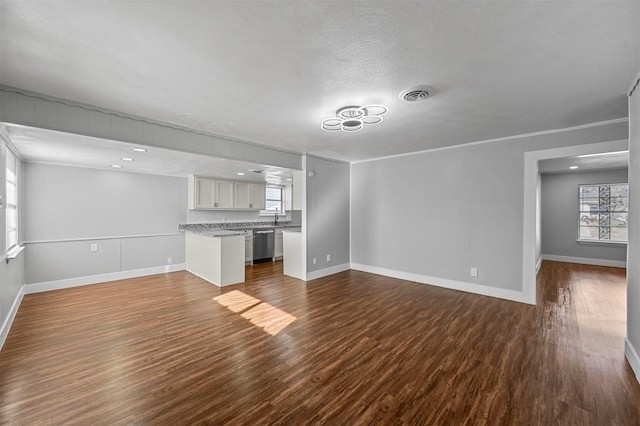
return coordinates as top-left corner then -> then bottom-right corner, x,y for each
579,183 -> 628,242
6,147 -> 19,252
265,185 -> 284,213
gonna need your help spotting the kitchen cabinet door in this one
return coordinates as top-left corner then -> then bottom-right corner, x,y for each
195,177 -> 216,209
245,235 -> 253,262
274,229 -> 283,258
189,176 -> 257,210
250,183 -> 266,210
235,182 -> 265,209
215,180 -> 234,209
235,182 -> 251,209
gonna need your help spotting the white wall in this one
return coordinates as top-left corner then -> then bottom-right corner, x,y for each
305,156 -> 350,275
627,71 -> 640,382
541,169 -> 628,265
351,120 -> 629,302
23,163 -> 187,285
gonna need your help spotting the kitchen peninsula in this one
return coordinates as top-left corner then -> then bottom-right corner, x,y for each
184,229 -> 246,287
179,222 -> 301,286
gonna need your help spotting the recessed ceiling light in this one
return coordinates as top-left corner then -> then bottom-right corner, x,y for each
121,157 -> 134,161
111,164 -> 123,168
286,178 -> 292,181
570,166 -> 579,169
131,148 -> 147,152
237,172 -> 245,176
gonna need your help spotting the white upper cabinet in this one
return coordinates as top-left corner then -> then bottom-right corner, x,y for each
234,182 -> 251,209
193,177 -> 215,209
234,182 -> 266,210
216,180 -> 234,209
189,176 -> 265,210
250,183 -> 266,210
189,176 -> 234,209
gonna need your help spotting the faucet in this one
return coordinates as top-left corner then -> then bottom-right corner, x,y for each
274,208 -> 279,226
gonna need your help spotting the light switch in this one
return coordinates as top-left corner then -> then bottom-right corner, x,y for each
91,243 -> 98,252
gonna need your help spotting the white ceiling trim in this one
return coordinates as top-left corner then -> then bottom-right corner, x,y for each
351,117 -> 629,165
305,153 -> 350,165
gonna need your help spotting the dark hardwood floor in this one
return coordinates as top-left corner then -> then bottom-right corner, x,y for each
1,261 -> 639,425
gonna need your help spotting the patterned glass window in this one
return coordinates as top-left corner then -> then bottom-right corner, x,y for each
579,183 -> 628,242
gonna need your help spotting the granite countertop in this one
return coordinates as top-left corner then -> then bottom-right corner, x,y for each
281,229 -> 302,233
178,222 -> 301,233
184,229 -> 247,238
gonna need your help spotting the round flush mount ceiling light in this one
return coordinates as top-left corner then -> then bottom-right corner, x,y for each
321,105 -> 387,132
399,86 -> 434,102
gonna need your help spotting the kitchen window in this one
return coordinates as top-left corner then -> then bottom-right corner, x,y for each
5,146 -> 19,254
578,183 -> 628,243
264,185 -> 284,214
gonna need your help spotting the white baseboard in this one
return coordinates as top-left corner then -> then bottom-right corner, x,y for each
350,263 -> 529,304
24,263 -> 186,294
536,256 -> 543,275
541,254 -> 626,268
0,285 -> 25,350
304,263 -> 351,281
625,339 -> 640,384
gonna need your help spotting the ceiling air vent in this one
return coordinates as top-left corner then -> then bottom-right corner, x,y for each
250,169 -> 265,174
399,86 -> 433,102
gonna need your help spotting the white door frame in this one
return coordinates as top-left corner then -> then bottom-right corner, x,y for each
521,138 -> 629,305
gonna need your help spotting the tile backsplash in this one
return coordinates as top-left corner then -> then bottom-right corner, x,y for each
187,209 -> 301,225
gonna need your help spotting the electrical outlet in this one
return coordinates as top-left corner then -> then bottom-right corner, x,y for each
470,267 -> 478,277
91,243 -> 98,252
326,254 -> 331,262
313,257 -> 317,265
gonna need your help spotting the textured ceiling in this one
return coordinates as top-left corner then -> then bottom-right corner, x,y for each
1,1 -> 639,162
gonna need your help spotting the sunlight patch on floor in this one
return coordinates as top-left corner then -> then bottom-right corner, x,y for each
240,303 -> 296,336
213,290 -> 296,335
213,290 -> 261,313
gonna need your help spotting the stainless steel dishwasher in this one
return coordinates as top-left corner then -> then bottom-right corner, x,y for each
253,228 -> 275,263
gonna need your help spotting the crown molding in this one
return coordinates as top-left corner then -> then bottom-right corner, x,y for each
351,117 -> 629,165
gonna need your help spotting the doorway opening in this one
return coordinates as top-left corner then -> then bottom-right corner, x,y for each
522,138 -> 629,304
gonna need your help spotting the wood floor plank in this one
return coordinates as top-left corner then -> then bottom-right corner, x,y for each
1,260 -> 639,424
